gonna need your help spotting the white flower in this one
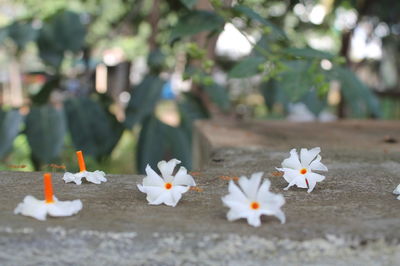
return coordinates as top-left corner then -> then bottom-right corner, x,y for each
277,147 -> 328,193
393,184 -> 400,200
221,172 -> 285,227
14,173 -> 82,221
63,150 -> 107,185
137,159 -> 196,207
63,170 -> 107,185
14,196 -> 82,221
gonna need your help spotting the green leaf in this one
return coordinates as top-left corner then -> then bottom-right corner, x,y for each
170,10 -> 224,41
178,93 -> 209,138
0,109 -> 24,158
37,10 -> 86,68
229,57 -> 265,78
30,76 -> 60,105
260,79 -> 289,112
137,115 -> 191,174
275,60 -> 315,101
233,5 -> 286,40
203,83 -> 230,111
7,21 -> 38,50
300,90 -> 327,116
284,47 -> 335,60
136,116 -> 166,174
180,0 -> 197,9
25,105 -> 66,163
330,67 -> 381,118
124,75 -> 164,128
64,97 -> 124,159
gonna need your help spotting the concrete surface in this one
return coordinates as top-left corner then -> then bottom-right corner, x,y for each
1,120 -> 400,265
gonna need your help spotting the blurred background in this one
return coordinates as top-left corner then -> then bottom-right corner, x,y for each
0,0 -> 399,174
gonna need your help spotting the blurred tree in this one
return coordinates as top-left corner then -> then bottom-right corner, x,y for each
0,0 -> 393,173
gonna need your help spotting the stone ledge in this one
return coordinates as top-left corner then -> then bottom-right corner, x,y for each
1,119 -> 400,265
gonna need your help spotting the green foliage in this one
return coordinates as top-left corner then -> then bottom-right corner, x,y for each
30,76 -> 61,105
232,5 -> 286,41
330,67 -> 381,118
170,10 -> 224,41
37,10 -> 86,68
284,47 -> 335,60
0,109 -> 24,158
178,93 -> 210,138
25,105 -> 66,163
228,57 -> 265,78
137,115 -> 191,174
64,97 -> 124,159
179,0 -> 198,9
124,75 -> 164,129
7,21 -> 38,51
203,83 -> 230,111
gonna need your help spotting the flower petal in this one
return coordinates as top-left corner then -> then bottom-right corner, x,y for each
227,209 -> 246,221
300,147 -> 321,167
238,172 -> 262,200
227,180 -> 249,203
85,171 -> 107,184
393,184 -> 400,195
309,155 -> 328,172
138,185 -> 165,203
63,172 -> 83,185
14,196 -> 48,221
247,212 -> 262,227
256,179 -> 271,201
157,159 -> 181,181
173,166 -> 196,186
277,168 -> 300,183
47,199 -> 83,217
306,172 -> 325,193
282,149 -> 302,169
144,164 -> 164,187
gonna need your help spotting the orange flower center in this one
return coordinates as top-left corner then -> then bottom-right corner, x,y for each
164,182 -> 172,190
300,168 -> 307,175
250,201 -> 260,210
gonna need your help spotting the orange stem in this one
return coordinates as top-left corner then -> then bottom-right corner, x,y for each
44,173 -> 54,203
76,150 -> 86,172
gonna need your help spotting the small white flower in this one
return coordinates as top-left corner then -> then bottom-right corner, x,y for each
393,184 -> 400,200
137,159 -> 196,207
277,147 -> 328,193
221,172 -> 285,227
14,173 -> 82,221
63,150 -> 107,185
14,196 -> 82,221
63,170 -> 107,185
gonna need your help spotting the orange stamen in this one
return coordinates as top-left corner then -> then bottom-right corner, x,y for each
165,183 -> 172,190
44,173 -> 54,204
270,171 -> 284,177
189,171 -> 201,176
250,201 -> 260,210
300,168 -> 307,175
76,150 -> 86,172
189,186 -> 204,192
219,175 -> 239,181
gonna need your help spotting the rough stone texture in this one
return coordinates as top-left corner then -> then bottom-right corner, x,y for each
1,120 -> 400,265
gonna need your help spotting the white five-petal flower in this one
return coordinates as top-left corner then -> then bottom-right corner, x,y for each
14,173 -> 82,221
63,150 -> 107,185
137,159 -> 196,207
221,172 -> 285,227
393,184 -> 400,200
277,147 -> 328,193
